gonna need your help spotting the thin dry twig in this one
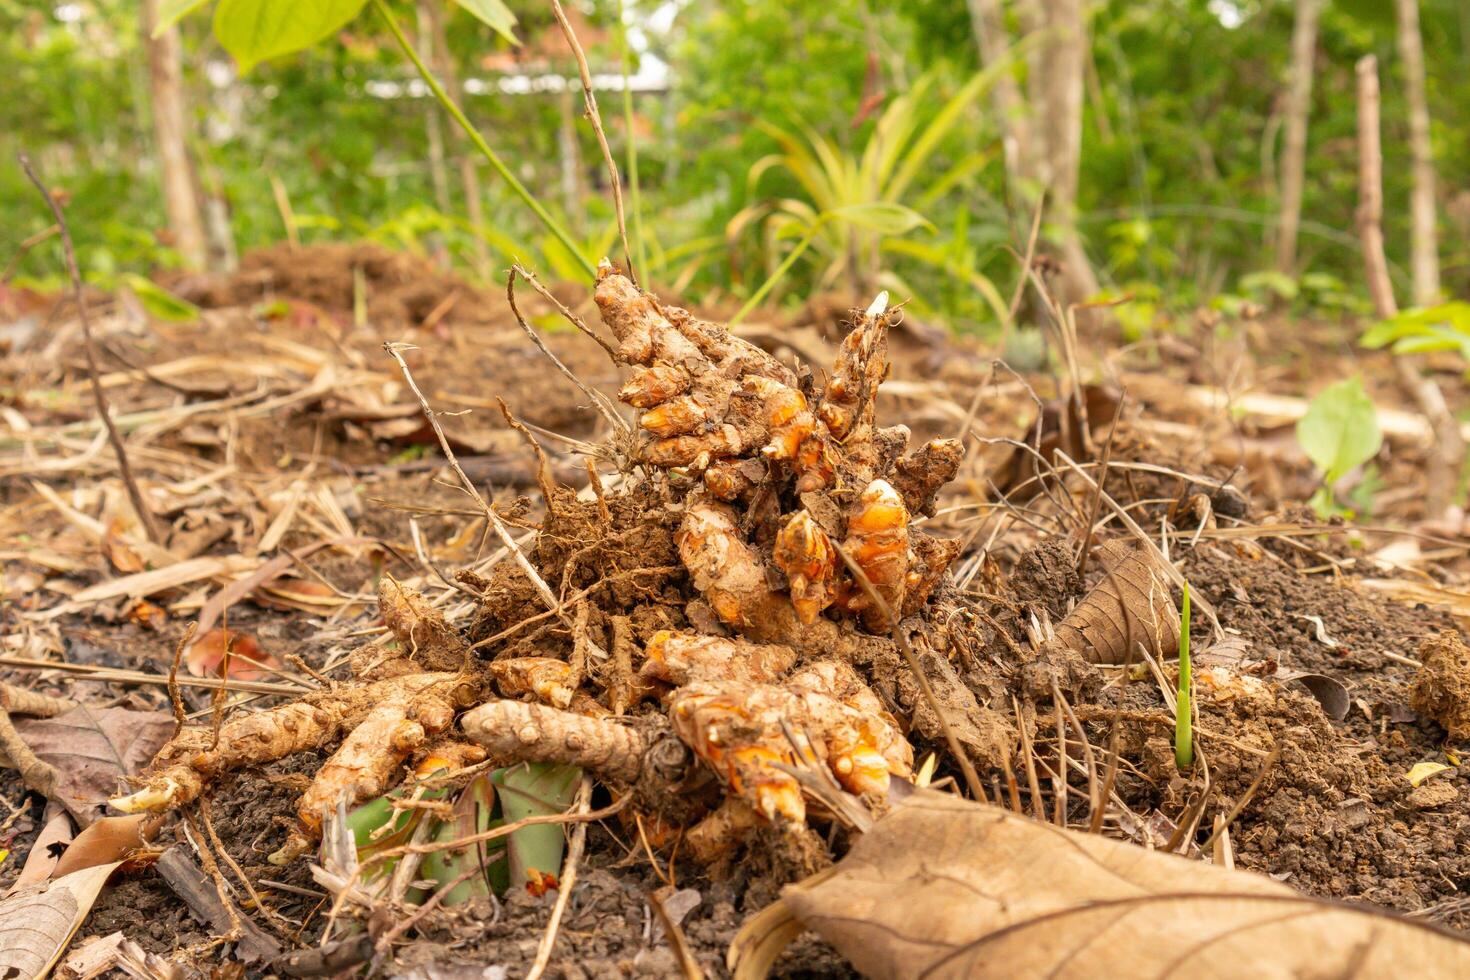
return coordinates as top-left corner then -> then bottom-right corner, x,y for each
201,796 -> 294,938
498,397 -> 559,509
508,262 -> 618,357
168,623 -> 196,738
183,807 -> 246,945
549,0 -> 634,282
364,792 -> 628,869
526,775 -> 593,980
383,341 -> 609,661
1089,644 -> 1137,835
0,655 -> 303,696
18,151 -> 163,545
1053,449 -> 1222,635
1077,392 -> 1125,577
650,887 -> 708,980
506,268 -> 629,435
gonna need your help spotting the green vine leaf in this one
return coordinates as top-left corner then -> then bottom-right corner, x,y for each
1296,377 -> 1382,484
452,0 -> 520,43
152,0 -> 214,37
213,0 -> 367,73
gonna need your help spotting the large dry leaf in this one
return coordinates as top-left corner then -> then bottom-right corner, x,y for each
13,707 -> 175,823
771,790 -> 1470,979
0,860 -> 122,980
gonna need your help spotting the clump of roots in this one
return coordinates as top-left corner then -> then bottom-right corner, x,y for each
118,263 -> 1160,880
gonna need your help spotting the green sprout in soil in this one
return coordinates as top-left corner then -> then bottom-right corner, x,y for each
1175,580 -> 1193,771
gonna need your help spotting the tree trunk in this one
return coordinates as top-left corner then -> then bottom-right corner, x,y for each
1036,0 -> 1098,304
965,0 -> 1032,183
1357,55 -> 1462,521
141,0 -> 208,270
1395,0 -> 1440,305
1274,0 -> 1320,277
1354,57 -> 1395,321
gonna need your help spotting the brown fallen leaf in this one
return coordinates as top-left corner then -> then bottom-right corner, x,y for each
103,519 -> 147,575
50,814 -> 160,879
123,599 -> 168,631
185,627 -> 283,682
1047,539 -> 1180,665
13,706 -> 175,824
733,789 -> 1470,979
0,860 -> 123,980
14,804 -> 75,889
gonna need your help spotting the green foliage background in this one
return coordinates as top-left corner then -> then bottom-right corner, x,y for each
1,0 -> 1466,329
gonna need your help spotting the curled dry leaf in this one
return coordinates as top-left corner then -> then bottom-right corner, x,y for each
1047,540 -> 1180,665
184,626 -> 283,682
50,813 -> 159,879
735,790 -> 1470,979
103,518 -> 146,575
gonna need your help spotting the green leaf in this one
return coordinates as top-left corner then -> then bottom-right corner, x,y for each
213,0 -> 367,73
492,763 -> 579,893
120,274 -> 199,322
418,774 -> 502,906
452,0 -> 519,43
1296,377 -> 1382,484
828,202 -> 933,236
152,0 -> 213,36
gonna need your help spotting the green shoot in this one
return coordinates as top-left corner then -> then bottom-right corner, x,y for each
369,0 -> 594,280
493,762 -> 581,893
1175,580 -> 1193,771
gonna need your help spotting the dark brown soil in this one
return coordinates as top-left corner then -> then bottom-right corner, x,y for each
7,242 -> 1470,977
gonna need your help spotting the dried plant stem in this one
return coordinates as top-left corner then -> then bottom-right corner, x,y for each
1089,645 -> 1136,835
550,0 -> 634,282
509,263 -> 619,358
526,776 -> 593,980
167,623 -> 195,738
1077,393 -> 1124,576
0,655 -> 302,696
18,151 -> 163,546
365,794 -> 627,870
1053,450 -> 1221,635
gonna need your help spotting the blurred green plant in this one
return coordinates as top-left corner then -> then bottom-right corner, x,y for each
729,66 -> 1014,323
158,0 -> 595,277
1295,376 -> 1383,518
119,274 -> 199,321
1361,302 -> 1470,368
